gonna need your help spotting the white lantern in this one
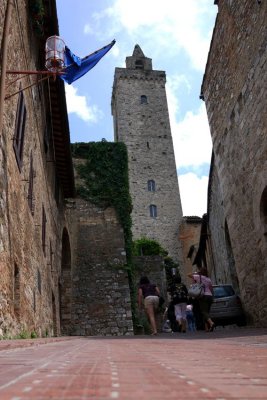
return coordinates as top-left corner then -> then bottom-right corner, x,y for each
45,35 -> 65,72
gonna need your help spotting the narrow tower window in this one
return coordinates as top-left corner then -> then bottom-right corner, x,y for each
141,95 -> 148,104
149,204 -> 157,218
148,180 -> 156,192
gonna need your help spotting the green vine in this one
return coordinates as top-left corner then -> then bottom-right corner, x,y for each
72,141 -> 139,328
29,0 -> 45,37
132,237 -> 168,257
72,141 -> 132,257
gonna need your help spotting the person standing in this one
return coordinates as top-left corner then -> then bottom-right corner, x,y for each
188,267 -> 215,332
168,276 -> 188,333
138,276 -> 160,335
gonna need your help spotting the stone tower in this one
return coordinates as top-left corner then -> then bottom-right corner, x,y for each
111,45 -> 183,265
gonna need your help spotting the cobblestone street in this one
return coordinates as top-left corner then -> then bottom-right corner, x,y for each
0,328 -> 267,399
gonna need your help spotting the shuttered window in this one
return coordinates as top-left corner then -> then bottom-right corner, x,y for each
13,90 -> 26,171
42,205 -> 47,256
28,152 -> 34,215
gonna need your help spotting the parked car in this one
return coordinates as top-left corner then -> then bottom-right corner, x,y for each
210,284 -> 246,327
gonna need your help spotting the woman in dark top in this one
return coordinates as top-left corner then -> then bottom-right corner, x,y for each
138,276 -> 160,335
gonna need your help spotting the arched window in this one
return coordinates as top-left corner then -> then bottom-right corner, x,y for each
141,95 -> 148,104
147,180 -> 156,192
149,204 -> 157,218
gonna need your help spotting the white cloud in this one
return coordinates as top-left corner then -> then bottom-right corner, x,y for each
84,24 -> 93,35
178,173 -> 208,217
65,85 -> 103,123
169,99 -> 212,168
93,0 -> 216,71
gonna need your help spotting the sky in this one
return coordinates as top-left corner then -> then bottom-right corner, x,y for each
56,0 -> 218,217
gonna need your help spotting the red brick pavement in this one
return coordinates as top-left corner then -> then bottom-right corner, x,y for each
0,328 -> 267,399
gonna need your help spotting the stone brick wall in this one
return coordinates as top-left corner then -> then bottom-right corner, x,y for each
112,45 -> 184,268
133,255 -> 167,333
133,255 -> 167,298
208,158 -> 240,294
201,0 -> 267,324
66,198 -> 133,336
0,0 -> 73,338
179,217 -> 202,287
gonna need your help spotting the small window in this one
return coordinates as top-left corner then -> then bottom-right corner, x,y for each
27,152 -> 34,215
42,205 -> 47,256
148,180 -> 156,192
135,60 -> 144,70
13,90 -> 27,171
149,204 -> 157,218
141,95 -> 147,104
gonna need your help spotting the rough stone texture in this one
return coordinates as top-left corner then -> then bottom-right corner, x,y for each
179,217 -> 202,287
0,0 -> 73,338
208,157 -> 240,295
133,255 -> 167,332
133,255 -> 167,298
201,0 -> 267,325
111,45 -> 184,267
66,197 -> 133,336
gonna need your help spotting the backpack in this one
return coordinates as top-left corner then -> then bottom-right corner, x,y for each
172,283 -> 187,304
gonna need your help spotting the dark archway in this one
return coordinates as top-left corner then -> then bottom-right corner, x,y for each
59,228 -> 72,335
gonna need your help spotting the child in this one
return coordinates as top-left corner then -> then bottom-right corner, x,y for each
186,304 -> 196,332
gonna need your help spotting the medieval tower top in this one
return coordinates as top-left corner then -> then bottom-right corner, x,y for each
111,44 -> 184,268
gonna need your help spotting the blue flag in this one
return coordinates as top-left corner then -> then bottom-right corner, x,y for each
60,40 -> 116,84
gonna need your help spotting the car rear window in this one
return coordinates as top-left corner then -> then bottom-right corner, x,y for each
213,285 -> 235,298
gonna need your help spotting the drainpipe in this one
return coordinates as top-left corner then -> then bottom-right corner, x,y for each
0,0 -> 13,135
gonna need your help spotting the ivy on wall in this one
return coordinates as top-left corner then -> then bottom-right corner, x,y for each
72,141 -> 133,259
71,141 -> 138,327
132,237 -> 168,257
29,0 -> 45,37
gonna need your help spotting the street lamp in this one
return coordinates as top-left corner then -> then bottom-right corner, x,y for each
5,35 -> 66,100
45,35 -> 66,72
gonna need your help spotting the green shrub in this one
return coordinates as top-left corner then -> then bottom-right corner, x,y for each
132,237 -> 168,257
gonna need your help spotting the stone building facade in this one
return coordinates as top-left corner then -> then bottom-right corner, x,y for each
200,0 -> 267,325
111,45 -> 184,266
0,0 -> 75,337
179,216 -> 202,287
206,154 -> 240,294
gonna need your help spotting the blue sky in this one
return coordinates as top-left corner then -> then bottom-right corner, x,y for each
56,0 -> 217,217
